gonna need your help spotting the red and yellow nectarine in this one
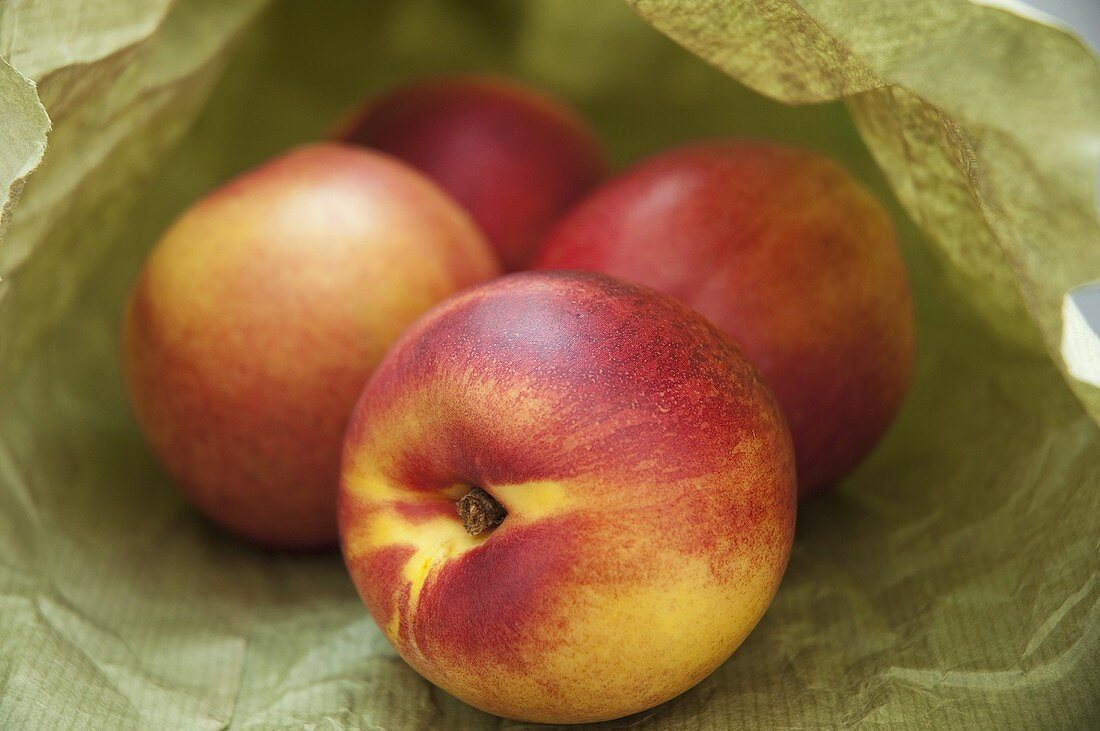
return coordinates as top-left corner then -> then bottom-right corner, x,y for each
535,141 -> 915,499
340,271 -> 796,723
337,75 -> 607,271
122,143 -> 499,549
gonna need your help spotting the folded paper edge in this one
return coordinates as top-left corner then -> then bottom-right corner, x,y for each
1063,282 -> 1100,388
0,57 -> 50,253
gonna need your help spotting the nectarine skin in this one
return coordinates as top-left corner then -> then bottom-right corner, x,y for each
122,144 -> 499,549
337,75 -> 607,271
340,271 -> 796,723
534,141 -> 915,499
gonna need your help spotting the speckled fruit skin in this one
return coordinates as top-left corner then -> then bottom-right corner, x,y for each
122,143 -> 499,550
336,75 -> 607,272
534,141 -> 915,500
339,271 -> 796,724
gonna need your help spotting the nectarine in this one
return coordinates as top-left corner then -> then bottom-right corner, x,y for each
337,75 -> 607,271
535,141 -> 915,499
340,271 -> 796,723
122,143 -> 499,549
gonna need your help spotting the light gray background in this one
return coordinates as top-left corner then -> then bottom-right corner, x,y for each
1031,0 -> 1100,392
1023,0 -> 1099,50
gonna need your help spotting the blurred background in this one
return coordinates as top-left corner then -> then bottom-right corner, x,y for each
1019,0 -> 1099,51
1019,0 -> 1099,205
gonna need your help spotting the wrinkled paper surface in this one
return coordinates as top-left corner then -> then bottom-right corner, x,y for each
1,1 -> 1098,728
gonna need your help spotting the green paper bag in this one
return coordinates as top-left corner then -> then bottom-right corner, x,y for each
1,1 -> 1098,728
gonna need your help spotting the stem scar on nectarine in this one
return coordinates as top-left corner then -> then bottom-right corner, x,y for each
457,487 -> 507,535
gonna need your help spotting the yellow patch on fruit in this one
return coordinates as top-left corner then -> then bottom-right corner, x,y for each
346,501 -> 487,642
341,466 -> 417,505
490,480 -> 571,521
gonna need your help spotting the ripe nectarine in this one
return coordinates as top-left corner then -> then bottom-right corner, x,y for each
340,270 -> 796,723
337,75 -> 607,271
122,143 -> 499,549
535,141 -> 915,499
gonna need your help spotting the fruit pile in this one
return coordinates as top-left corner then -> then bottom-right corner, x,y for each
121,74 -> 914,724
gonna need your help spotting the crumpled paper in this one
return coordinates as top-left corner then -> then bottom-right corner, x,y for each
1,1 -> 1098,728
